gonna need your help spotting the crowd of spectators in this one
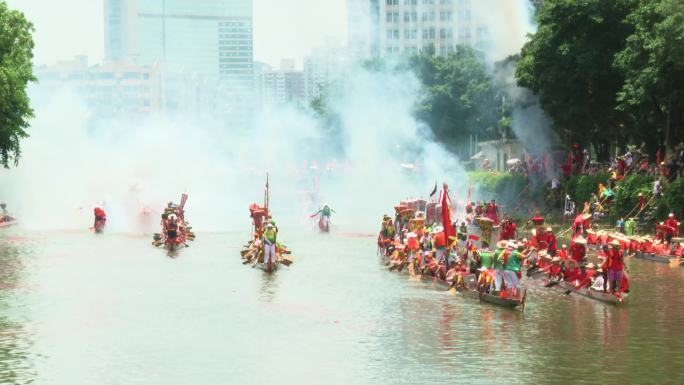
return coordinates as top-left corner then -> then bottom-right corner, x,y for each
561,142 -> 684,181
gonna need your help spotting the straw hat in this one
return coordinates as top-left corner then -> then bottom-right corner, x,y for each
552,257 -> 561,263
496,240 -> 508,249
432,226 -> 444,234
507,240 -> 518,249
546,227 -> 553,232
585,263 -> 595,269
407,232 -> 418,239
565,259 -> 579,269
610,240 -> 621,247
574,236 -> 587,245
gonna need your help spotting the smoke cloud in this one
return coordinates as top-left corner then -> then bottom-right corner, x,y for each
0,0 -> 554,233
0,64 -> 467,233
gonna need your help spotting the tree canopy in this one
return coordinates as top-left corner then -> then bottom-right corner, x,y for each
0,1 -> 35,168
407,45 -> 503,157
515,0 -> 636,158
517,0 -> 684,159
614,0 -> 684,156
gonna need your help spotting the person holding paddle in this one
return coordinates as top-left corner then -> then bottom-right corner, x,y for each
504,242 -> 525,298
93,205 -> 106,233
432,226 -> 448,265
312,204 -> 335,231
492,240 -> 509,293
607,240 -> 625,293
263,223 -> 278,270
570,236 -> 587,265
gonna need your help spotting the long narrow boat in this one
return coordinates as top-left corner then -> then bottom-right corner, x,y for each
240,173 -> 293,273
555,281 -> 627,305
382,252 -> 525,311
633,250 -> 682,264
526,268 -> 628,305
0,220 -> 17,228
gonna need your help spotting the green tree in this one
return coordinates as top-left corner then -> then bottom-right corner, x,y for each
408,46 -> 501,158
0,1 -> 35,168
516,0 -> 637,159
614,0 -> 684,155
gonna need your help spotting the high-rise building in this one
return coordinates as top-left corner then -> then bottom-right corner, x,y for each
303,43 -> 353,101
378,0 -> 487,57
259,60 -> 305,104
34,56 -> 163,115
347,0 -> 380,59
103,0 -> 254,115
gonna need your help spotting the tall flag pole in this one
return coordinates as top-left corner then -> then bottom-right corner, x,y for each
440,183 -> 456,240
264,172 -> 270,212
429,181 -> 438,201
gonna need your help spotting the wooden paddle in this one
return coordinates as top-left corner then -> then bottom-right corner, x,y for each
669,256 -> 683,268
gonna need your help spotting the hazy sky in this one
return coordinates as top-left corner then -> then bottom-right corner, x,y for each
6,0 -> 347,68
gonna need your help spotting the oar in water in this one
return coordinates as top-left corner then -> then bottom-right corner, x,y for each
544,280 -> 561,288
669,256 -> 683,268
280,256 -> 294,266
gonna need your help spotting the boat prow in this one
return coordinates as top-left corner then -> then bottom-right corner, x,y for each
401,263 -> 526,311
634,251 -> 681,265
557,281 -> 628,305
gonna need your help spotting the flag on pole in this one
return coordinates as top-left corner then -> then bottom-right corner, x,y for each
264,172 -> 270,211
179,193 -> 188,221
440,183 -> 456,240
429,182 -> 438,199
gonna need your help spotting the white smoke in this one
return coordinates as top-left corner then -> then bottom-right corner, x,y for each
0,63 -> 467,233
0,0 -> 551,233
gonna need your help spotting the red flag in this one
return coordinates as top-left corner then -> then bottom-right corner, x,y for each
440,184 -> 456,240
178,193 -> 188,220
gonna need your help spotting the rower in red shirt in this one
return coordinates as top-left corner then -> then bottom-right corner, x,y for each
546,227 -> 557,256
501,217 -> 517,240
570,236 -> 587,264
549,257 -> 563,279
607,240 -> 625,293
664,213 -> 680,243
564,260 -> 582,284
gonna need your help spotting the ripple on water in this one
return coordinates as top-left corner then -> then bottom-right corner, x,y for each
0,229 -> 683,384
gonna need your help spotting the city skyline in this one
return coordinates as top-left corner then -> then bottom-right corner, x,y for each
6,0 -> 347,69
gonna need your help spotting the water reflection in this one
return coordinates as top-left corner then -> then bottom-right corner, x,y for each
258,269 -> 279,302
0,229 -> 683,384
0,235 -> 35,385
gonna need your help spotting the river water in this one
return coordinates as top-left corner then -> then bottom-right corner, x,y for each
1,224 -> 684,384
